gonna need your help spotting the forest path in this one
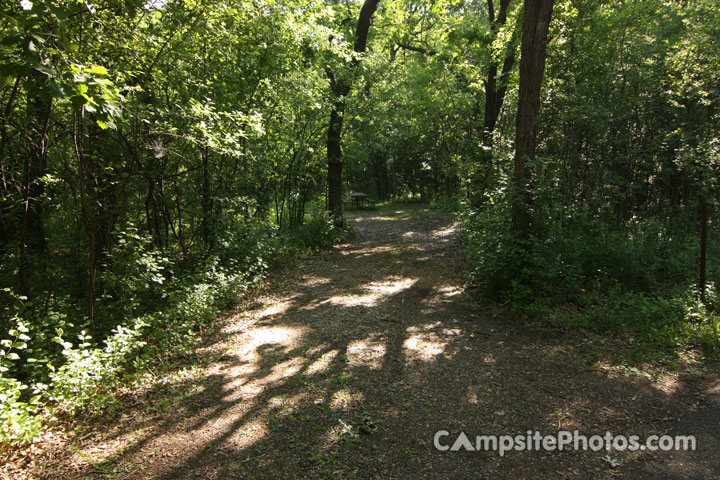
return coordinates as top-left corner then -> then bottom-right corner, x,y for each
27,205 -> 720,479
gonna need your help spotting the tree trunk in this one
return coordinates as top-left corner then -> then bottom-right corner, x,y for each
700,200 -> 708,300
511,0 -> 555,236
327,95 -> 347,219
326,0 -> 381,221
482,0 -> 516,144
19,69 -> 52,296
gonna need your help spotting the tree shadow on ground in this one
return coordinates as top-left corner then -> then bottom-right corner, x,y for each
35,205 -> 720,480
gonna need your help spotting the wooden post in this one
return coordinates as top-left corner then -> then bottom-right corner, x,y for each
700,200 -> 708,301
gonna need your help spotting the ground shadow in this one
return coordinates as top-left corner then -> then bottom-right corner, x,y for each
27,204 -> 720,480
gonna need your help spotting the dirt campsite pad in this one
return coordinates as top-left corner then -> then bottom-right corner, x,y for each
10,205 -> 720,479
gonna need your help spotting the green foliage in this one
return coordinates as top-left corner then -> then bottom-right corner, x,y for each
464,177 -> 720,356
0,204 -> 346,447
430,196 -> 461,214
551,286 -> 720,358
1,0 -> 720,454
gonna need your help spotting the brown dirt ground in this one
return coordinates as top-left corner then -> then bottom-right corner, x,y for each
5,205 -> 720,479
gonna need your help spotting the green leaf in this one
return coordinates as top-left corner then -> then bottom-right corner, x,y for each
86,65 -> 108,76
70,95 -> 87,109
33,64 -> 54,76
1,34 -> 23,47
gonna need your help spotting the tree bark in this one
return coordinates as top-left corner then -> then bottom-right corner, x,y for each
326,0 -> 381,221
512,0 -> 555,236
700,200 -> 707,300
327,84 -> 349,220
19,69 -> 52,296
483,0 -> 516,144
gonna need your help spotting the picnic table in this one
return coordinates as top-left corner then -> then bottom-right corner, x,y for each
348,191 -> 376,209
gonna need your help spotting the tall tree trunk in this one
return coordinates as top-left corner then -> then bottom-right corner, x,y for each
512,0 -> 555,236
326,0 -> 381,221
20,69 -> 52,296
327,91 -> 348,219
200,147 -> 214,250
0,78 -> 21,251
371,149 -> 389,200
482,0 -> 516,145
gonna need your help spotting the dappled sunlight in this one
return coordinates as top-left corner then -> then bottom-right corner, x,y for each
298,276 -> 332,287
366,277 -> 417,295
652,373 -> 681,395
435,284 -> 464,297
255,299 -> 295,320
252,356 -> 306,387
232,326 -> 309,363
225,419 -> 269,450
218,362 -> 259,382
706,379 -> 720,396
339,244 -> 393,256
407,321 -> 463,337
432,225 -> 456,239
346,334 -> 387,369
466,384 -> 485,404
267,391 -> 312,413
403,332 -> 452,362
330,389 -> 364,410
305,349 -> 339,375
351,213 -> 407,222
222,299 -> 296,334
36,205 -> 720,480
402,322 -> 463,363
315,277 -> 417,308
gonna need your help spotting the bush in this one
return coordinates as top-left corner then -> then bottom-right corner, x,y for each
463,185 -> 720,357
0,207 -> 351,450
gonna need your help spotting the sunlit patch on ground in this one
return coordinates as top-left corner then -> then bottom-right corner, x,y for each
225,419 -> 269,450
305,349 -> 339,375
330,389 -> 364,410
652,372 -> 680,395
706,379 -> 720,396
251,356 -> 306,387
466,384 -> 484,404
346,333 -> 387,369
435,284 -> 464,297
339,245 -> 393,256
298,276 -> 332,287
403,331 -> 451,362
255,299 -> 295,320
235,326 -> 308,360
318,277 -> 417,307
432,225 -> 456,238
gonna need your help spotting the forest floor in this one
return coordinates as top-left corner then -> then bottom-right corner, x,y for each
8,204 -> 720,479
